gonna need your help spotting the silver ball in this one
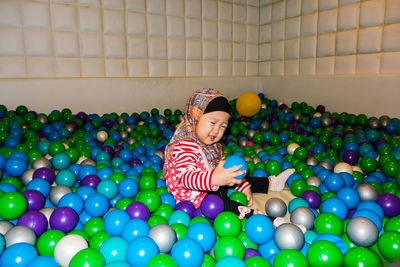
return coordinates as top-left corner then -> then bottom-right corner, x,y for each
321,117 -> 331,127
306,176 -> 322,187
32,157 -> 52,169
40,207 -> 54,230
290,207 -> 315,230
65,124 -> 75,133
21,169 -> 35,185
254,148 -> 264,154
253,157 -> 261,164
120,131 -> 128,140
243,156 -> 252,162
368,119 -> 381,130
5,226 -> 37,248
81,159 -> 96,166
293,113 -> 301,121
148,224 -> 177,253
50,185 -> 72,206
247,130 -> 256,139
260,122 -> 269,131
117,117 -> 125,124
319,161 -> 333,171
357,183 -> 378,202
265,198 -> 287,218
273,223 -> 304,250
306,157 -> 319,166
0,220 -> 13,235
239,139 -> 247,147
37,115 -> 48,124
128,138 -> 136,145
157,117 -> 167,125
154,151 -> 164,161
346,217 -> 378,247
125,125 -> 134,133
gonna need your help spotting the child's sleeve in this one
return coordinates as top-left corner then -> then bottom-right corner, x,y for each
171,141 -> 219,192
236,181 -> 251,193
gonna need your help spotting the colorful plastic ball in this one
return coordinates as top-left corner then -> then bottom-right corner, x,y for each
214,236 -> 245,261
97,179 -> 118,199
49,185 -> 72,206
273,223 -> 305,250
33,167 -> 55,184
138,190 -> 161,213
69,248 -> 105,267
290,207 -> 315,230
84,193 -> 109,217
273,249 -> 308,267
186,222 -> 215,252
27,255 -> 60,267
352,209 -> 382,231
58,193 -> 84,215
346,217 -> 378,247
314,212 -> 343,236
321,197 -> 348,220
215,256 -> 246,267
343,247 -> 382,267
52,152 -> 71,170
103,209 -> 130,236
89,232 -> 110,250
27,178 -> 51,197
265,197 -> 287,218
266,160 -> 282,176
245,214 -> 274,245
376,193 -> 400,217
4,225 -> 37,247
22,189 -> 45,211
54,234 -> 88,267
360,157 -> 378,173
161,193 -> 176,209
146,254 -> 178,267
385,216 -> 400,232
148,223 -> 176,253
175,200 -> 195,218
357,183 -> 379,202
55,169 -> 76,187
50,207 -> 78,233
168,210 -> 191,227
126,236 -> 159,267
300,190 -> 321,210
99,236 -> 127,264
288,197 -> 310,213
118,178 -> 138,198
224,155 -> 248,179
290,179 -> 307,197
36,230 -> 65,256
377,231 -> 400,262
342,150 -> 359,165
16,210 -> 48,236
214,211 -> 241,237
356,201 -> 384,219
200,194 -> 224,219
0,243 -> 38,267
307,240 -> 343,267
325,173 -> 345,192
5,158 -> 27,177
0,192 -> 27,220
126,201 -> 150,221
245,256 -> 271,267
236,92 -> 261,117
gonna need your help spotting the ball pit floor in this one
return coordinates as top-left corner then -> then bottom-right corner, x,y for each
0,94 -> 400,266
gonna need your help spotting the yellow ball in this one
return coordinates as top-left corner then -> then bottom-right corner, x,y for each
96,131 -> 108,142
236,92 -> 261,117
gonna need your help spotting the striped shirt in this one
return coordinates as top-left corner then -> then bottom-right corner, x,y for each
165,139 -> 251,207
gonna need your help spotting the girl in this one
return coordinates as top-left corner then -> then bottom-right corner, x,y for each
163,88 -> 294,219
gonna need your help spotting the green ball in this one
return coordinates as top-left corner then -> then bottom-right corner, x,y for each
139,175 -> 157,191
245,256 -> 271,267
189,216 -> 211,226
274,249 -> 309,267
307,240 -> 343,267
384,216 -> 400,232
343,247 -> 382,267
109,172 -> 125,185
36,230 -> 65,256
89,231 -> 110,250
341,233 -> 356,250
115,198 -> 133,210
383,161 -> 400,178
138,190 -> 161,213
229,191 -> 248,206
237,231 -> 258,250
378,231 -> 400,262
84,218 -> 105,237
290,179 -> 307,197
170,223 -> 187,241
360,157 -> 378,173
69,248 -> 105,267
266,160 -> 282,176
153,203 -> 174,220
146,254 -> 178,267
0,192 -> 27,220
201,254 -> 216,267
147,215 -> 167,227
48,141 -> 65,156
214,236 -> 245,261
213,211 -> 241,237
294,147 -> 308,161
330,137 -> 344,151
314,213 -> 343,236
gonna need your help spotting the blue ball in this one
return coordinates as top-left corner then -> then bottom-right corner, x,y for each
58,192 -> 84,214
51,153 -> 71,170
313,233 -> 348,255
245,214 -> 274,245
160,193 -> 176,209
356,201 -> 384,219
27,178 -> 51,197
352,209 -> 382,231
5,158 -> 27,177
55,169 -> 77,187
97,179 -> 118,199
0,234 -> 4,255
224,155 -> 248,179
171,238 -> 204,267
118,179 -> 139,198
84,193 -> 109,217
104,209 -> 130,236
316,169 -> 331,182
121,219 -> 150,242
75,185 -> 96,201
99,237 -> 128,264
97,167 -> 113,180
0,154 -> 6,169
8,151 -> 28,163
258,238 -> 280,260
252,169 -> 267,177
288,198 -> 310,213
320,197 -> 348,220
186,222 -> 216,252
126,236 -> 159,267
304,230 -> 318,244
27,256 -> 59,267
337,187 -> 360,210
0,183 -> 17,193
215,256 -> 246,267
299,242 -> 310,257
325,173 -> 345,192
0,243 -> 38,267
168,210 -> 191,227
78,165 -> 97,180
339,172 -> 354,187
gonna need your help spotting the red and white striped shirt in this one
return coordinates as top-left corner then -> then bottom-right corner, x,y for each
165,139 -> 251,207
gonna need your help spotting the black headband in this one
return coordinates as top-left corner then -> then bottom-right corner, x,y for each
204,96 -> 231,115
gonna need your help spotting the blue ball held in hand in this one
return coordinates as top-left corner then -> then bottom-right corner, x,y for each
223,155 -> 248,179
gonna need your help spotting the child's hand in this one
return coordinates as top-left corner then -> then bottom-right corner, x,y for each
244,188 -> 253,207
211,159 -> 245,187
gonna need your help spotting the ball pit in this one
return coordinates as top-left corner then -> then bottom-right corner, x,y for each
0,98 -> 399,266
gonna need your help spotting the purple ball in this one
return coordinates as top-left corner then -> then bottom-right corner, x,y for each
101,145 -> 114,155
347,209 -> 356,218
33,167 -> 55,184
316,105 -> 325,113
175,200 -> 195,218
126,202 -> 150,221
200,194 -> 224,219
194,207 -> 204,217
342,150 -> 359,165
76,112 -> 87,121
128,158 -> 142,167
376,193 -> 400,217
49,207 -> 78,233
301,190 -> 321,210
17,211 -> 48,236
80,174 -> 101,189
22,189 -> 45,211
244,248 -> 261,260
103,119 -> 113,129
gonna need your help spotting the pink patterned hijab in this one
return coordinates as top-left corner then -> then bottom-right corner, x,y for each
163,88 -> 228,175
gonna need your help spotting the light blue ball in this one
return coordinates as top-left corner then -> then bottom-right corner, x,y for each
104,209 -> 130,236
99,236 -> 128,264
121,219 -> 150,242
171,238 -> 204,267
126,236 -> 159,267
186,222 -> 215,252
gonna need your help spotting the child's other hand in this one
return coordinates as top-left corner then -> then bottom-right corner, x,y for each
244,188 -> 253,207
211,160 -> 245,187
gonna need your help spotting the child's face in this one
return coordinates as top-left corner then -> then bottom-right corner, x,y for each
196,111 -> 230,145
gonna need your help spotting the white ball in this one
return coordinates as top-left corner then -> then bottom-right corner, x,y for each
287,143 -> 300,155
334,162 -> 353,174
352,166 -> 363,173
97,131 -> 108,142
54,234 -> 88,266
